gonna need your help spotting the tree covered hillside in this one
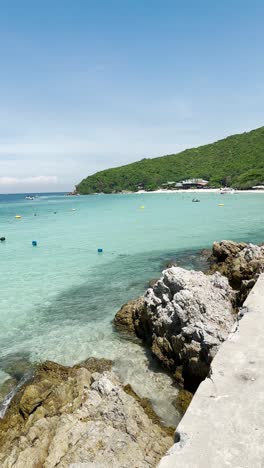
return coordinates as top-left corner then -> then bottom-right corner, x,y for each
77,127 -> 264,193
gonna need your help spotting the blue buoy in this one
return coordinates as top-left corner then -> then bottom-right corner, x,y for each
32,240 -> 37,247
98,248 -> 103,253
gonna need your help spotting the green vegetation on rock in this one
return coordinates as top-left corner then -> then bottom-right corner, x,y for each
76,126 -> 264,193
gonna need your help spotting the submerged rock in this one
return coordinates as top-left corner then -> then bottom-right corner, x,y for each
0,352 -> 34,381
210,240 -> 264,303
174,388 -> 193,416
0,377 -> 16,396
0,359 -> 173,467
123,384 -> 174,437
76,356 -> 112,374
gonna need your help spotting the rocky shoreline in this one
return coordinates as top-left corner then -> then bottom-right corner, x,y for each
115,240 -> 264,392
115,267 -> 235,392
209,240 -> 264,304
1,240 -> 264,467
0,359 -> 173,467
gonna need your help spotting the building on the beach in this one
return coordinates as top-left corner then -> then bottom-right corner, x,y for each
179,179 -> 209,189
161,179 -> 209,189
181,178 -> 209,188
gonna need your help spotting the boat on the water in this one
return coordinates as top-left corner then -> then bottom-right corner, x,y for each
192,198 -> 200,202
66,191 -> 80,196
25,196 -> 35,200
219,188 -> 236,195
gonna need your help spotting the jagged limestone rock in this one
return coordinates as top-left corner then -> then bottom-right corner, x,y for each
115,267 -> 235,391
142,267 -> 235,390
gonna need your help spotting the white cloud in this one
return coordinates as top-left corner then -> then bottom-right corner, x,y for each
0,176 -> 58,185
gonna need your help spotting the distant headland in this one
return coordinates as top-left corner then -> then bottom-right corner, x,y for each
76,126 -> 264,194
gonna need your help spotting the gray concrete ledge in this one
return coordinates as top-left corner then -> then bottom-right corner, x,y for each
159,274 -> 264,468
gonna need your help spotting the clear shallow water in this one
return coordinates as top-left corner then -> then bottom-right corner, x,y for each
0,192 -> 264,424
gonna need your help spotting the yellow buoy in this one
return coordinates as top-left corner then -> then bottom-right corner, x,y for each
140,205 -> 145,209
15,215 -> 21,219
218,204 -> 224,206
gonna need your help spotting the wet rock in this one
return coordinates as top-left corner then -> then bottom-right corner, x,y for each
173,367 -> 184,387
165,261 -> 177,268
0,354 -> 35,416
76,357 -> 112,374
212,240 -> 247,262
148,278 -> 159,288
163,249 -> 211,273
19,380 -> 53,416
114,297 -> 145,335
200,248 -> 212,259
0,359 -> 173,467
0,352 -> 34,381
123,384 -> 174,437
174,389 -> 193,416
0,378 -> 17,404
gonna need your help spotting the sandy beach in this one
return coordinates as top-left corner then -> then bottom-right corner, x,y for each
136,189 -> 264,194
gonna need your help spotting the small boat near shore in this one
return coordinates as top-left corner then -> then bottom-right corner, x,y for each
219,188 -> 236,195
66,191 -> 80,196
192,198 -> 200,202
25,196 -> 35,200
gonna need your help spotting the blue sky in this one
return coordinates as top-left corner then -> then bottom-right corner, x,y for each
0,0 -> 263,192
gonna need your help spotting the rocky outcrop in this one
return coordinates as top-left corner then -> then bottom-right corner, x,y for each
0,359 -> 173,467
209,240 -> 264,303
115,267 -> 235,391
114,297 -> 145,335
158,274 -> 264,468
114,241 -> 264,390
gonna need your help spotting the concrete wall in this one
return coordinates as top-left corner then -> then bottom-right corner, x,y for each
159,274 -> 264,468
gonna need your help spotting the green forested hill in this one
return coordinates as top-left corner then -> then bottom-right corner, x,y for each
76,127 -> 264,193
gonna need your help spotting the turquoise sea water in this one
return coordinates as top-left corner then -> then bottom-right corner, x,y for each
0,191 -> 264,423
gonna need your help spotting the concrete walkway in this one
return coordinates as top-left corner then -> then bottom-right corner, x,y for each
159,274 -> 264,468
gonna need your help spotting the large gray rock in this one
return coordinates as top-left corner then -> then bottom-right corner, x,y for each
135,267 -> 235,391
158,274 -> 264,468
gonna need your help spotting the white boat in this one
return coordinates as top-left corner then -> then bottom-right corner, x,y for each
25,196 -> 35,200
219,188 -> 236,195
